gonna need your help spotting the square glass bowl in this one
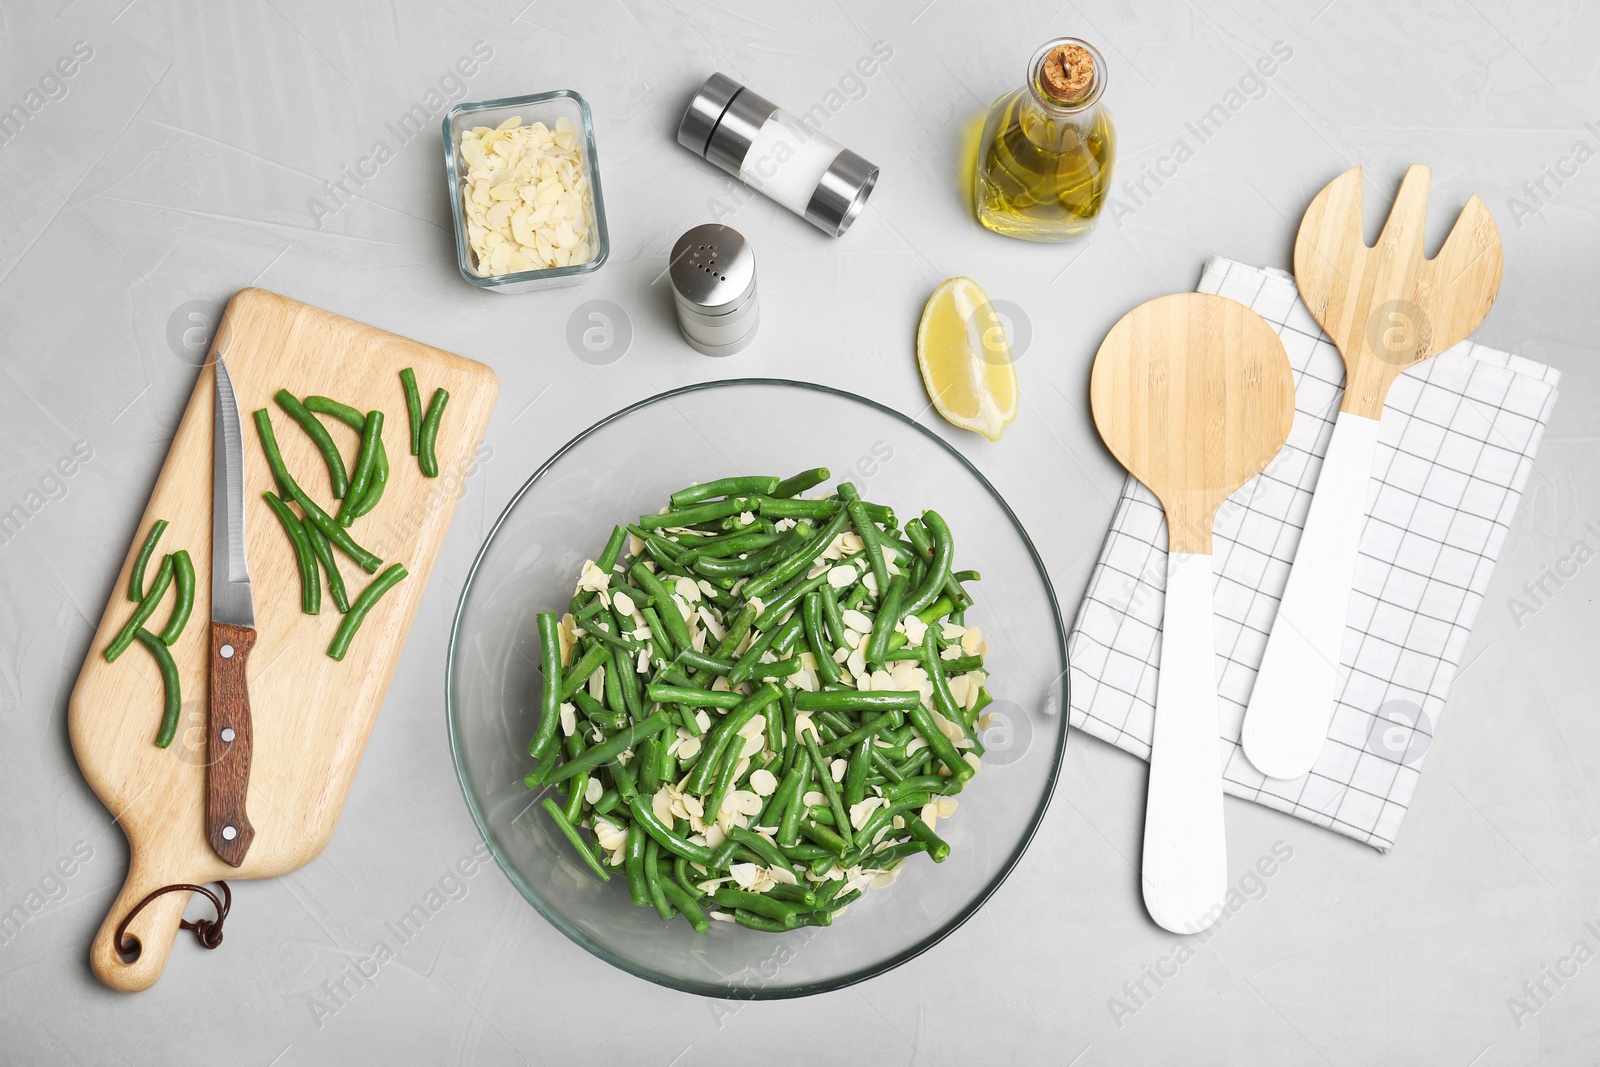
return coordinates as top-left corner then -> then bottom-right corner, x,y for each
442,90 -> 609,293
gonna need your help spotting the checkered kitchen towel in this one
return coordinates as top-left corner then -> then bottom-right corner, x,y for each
1067,257 -> 1561,851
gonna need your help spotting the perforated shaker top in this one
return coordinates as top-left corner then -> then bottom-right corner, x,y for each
670,224 -> 756,315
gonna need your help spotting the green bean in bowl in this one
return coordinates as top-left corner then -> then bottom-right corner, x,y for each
523,470 -> 992,933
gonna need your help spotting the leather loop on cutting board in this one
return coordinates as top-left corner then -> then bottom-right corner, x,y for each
115,881 -> 231,952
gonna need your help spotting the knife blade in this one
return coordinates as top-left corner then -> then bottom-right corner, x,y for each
208,356 -> 257,867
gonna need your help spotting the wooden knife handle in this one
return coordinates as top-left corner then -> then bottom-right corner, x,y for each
208,621 -> 257,867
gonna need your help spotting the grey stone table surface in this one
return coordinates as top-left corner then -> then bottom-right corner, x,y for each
2,0 -> 1597,1064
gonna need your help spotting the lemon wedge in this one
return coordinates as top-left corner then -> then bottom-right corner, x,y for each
916,277 -> 1018,442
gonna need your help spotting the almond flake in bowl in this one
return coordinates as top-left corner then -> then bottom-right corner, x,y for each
459,115 -> 594,276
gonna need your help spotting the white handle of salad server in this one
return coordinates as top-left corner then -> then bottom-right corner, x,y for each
1242,410 -> 1382,780
1141,550 -> 1228,935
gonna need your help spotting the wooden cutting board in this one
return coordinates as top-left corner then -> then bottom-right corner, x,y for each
68,288 -> 498,992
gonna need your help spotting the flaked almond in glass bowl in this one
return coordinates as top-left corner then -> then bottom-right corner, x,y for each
442,90 -> 610,293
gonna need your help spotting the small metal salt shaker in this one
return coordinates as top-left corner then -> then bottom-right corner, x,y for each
669,224 -> 758,357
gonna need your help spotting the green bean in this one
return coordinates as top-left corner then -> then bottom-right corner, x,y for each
628,795 -> 715,865
678,531 -> 782,564
713,888 -> 800,925
844,741 -> 873,808
646,684 -> 741,708
855,794 -> 931,847
127,519 -> 168,602
685,683 -> 782,794
819,712 -> 899,758
730,909 -> 794,932
630,562 -> 693,653
303,522 -> 349,614
910,630 -> 974,781
727,827 -> 798,880
837,482 -> 893,593
529,613 -> 564,761
337,410 -> 383,525
417,387 -> 449,478
624,822 -> 651,906
132,627 -> 181,748
795,691 -> 923,712
771,467 -> 830,499
326,562 -> 407,661
670,476 -> 778,508
724,630 -> 780,687
609,747 -> 639,802
105,554 -> 174,662
672,649 -> 736,677
803,734 -> 853,849
753,569 -> 831,632
750,496 -> 837,519
865,572 -> 907,665
638,497 -> 752,530
400,368 -> 423,456
275,389 -> 348,498
563,731 -> 591,820
643,839 -> 675,920
886,776 -> 962,801
749,657 -> 802,681
777,751 -> 809,847
536,712 -> 671,790
905,517 -> 932,560
952,569 -> 980,584
799,817 -> 850,854
703,740 -> 745,834
157,550 -> 195,645
760,763 -> 804,833
304,396 -> 390,523
693,531 -> 809,578
573,690 -> 626,732
742,510 -> 847,600
801,592 -> 842,687
818,584 -> 849,651
559,643 -> 610,700
596,524 -> 629,572
903,509 -> 955,617
611,642 -> 642,719
923,625 -> 973,731
627,524 -> 687,563
766,882 -> 819,907
660,880 -> 708,932
542,799 -> 610,882
251,408 -> 296,499
273,456 -> 382,573
261,493 -> 319,614
907,814 -> 950,861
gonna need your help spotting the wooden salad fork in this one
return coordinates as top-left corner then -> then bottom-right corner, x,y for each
1241,164 -> 1503,780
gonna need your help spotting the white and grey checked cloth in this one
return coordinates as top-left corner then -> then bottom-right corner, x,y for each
1067,257 -> 1561,851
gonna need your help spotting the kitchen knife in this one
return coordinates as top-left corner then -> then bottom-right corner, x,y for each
208,357 -> 256,867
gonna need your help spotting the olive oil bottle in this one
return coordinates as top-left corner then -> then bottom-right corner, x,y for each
975,37 -> 1116,241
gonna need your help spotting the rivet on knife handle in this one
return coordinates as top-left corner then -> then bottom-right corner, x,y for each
208,621 -> 256,866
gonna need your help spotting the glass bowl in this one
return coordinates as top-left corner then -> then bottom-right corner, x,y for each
441,90 -> 610,293
447,380 -> 1068,998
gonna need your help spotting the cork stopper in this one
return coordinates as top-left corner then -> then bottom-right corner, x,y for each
1040,43 -> 1095,104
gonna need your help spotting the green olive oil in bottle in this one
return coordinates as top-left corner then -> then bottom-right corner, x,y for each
975,37 -> 1116,241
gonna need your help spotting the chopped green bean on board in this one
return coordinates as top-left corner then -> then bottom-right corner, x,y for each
418,387 -> 449,478
275,389 -> 349,499
108,521 -> 196,748
327,563 -> 407,661
128,519 -> 168,602
520,470 -> 992,932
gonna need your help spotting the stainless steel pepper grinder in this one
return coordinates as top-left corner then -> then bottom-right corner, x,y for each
669,223 -> 759,357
